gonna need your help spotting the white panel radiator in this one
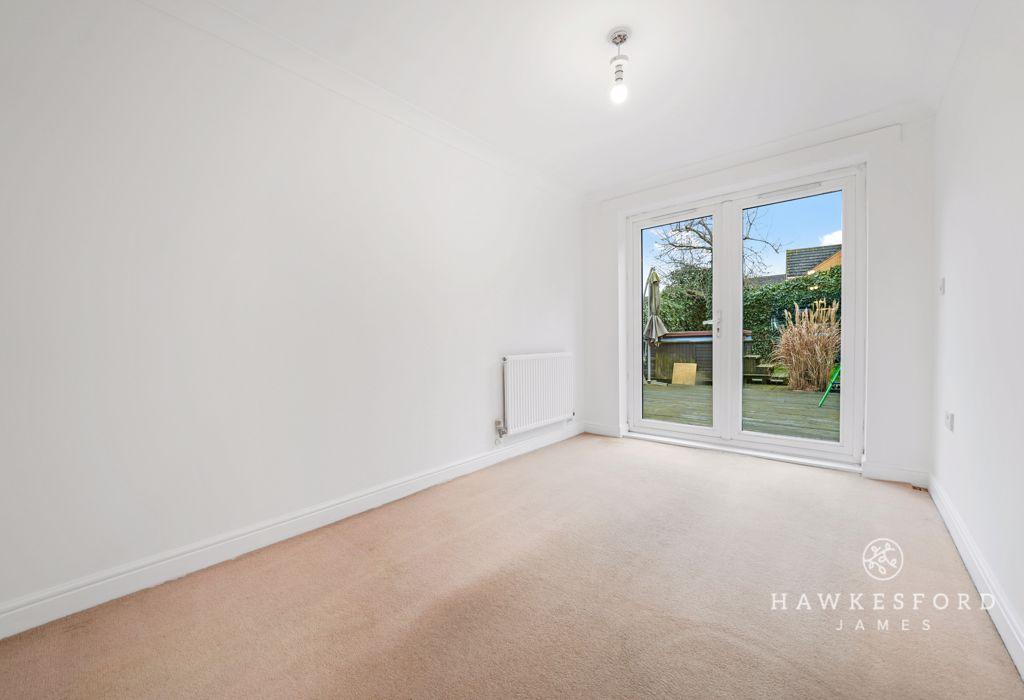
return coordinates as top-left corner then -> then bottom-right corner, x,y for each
499,352 -> 574,436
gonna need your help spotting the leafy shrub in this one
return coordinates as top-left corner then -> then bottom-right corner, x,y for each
659,264 -> 713,332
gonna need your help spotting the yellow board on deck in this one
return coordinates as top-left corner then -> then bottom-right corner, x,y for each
671,362 -> 697,385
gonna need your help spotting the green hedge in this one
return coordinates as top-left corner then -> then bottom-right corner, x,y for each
650,265 -> 841,360
743,266 -> 841,358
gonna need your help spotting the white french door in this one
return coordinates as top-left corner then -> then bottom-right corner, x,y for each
627,168 -> 865,465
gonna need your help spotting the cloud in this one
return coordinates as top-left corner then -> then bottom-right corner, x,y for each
820,230 -> 842,246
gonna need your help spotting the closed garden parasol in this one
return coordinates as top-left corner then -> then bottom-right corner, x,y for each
644,267 -> 668,381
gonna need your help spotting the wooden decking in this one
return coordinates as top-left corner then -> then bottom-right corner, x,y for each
642,383 -> 840,442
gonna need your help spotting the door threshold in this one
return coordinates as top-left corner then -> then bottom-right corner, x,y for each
622,430 -> 862,475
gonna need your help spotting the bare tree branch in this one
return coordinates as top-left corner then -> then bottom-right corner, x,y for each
653,208 -> 783,281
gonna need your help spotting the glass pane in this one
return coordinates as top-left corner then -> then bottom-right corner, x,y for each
741,191 -> 842,441
641,215 -> 714,427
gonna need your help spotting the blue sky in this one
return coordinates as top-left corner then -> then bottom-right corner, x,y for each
642,190 -> 842,278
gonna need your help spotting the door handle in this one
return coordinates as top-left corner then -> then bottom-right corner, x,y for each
703,312 -> 723,339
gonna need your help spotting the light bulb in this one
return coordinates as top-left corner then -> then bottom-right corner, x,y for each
610,82 -> 628,104
608,49 -> 629,104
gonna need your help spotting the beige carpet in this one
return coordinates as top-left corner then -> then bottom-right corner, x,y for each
1,435 -> 1021,698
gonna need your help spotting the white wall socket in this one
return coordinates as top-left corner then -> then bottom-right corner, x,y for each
944,411 -> 955,432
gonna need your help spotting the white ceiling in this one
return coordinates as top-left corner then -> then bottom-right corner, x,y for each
218,0 -> 976,196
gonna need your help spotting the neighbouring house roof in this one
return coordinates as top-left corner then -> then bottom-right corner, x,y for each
786,244 -> 841,277
811,250 -> 842,273
745,273 -> 787,288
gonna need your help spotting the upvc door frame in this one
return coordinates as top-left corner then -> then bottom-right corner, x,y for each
626,201 -> 726,441
624,165 -> 866,466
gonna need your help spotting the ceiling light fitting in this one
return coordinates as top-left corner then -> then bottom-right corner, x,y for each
607,27 -> 630,104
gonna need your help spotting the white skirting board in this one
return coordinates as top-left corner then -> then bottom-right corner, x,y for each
0,422 -> 582,640
860,458 -> 929,488
931,478 -> 1024,679
582,422 -> 623,438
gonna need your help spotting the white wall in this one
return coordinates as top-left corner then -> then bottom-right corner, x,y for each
0,0 -> 583,626
932,0 -> 1024,674
582,122 -> 936,485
